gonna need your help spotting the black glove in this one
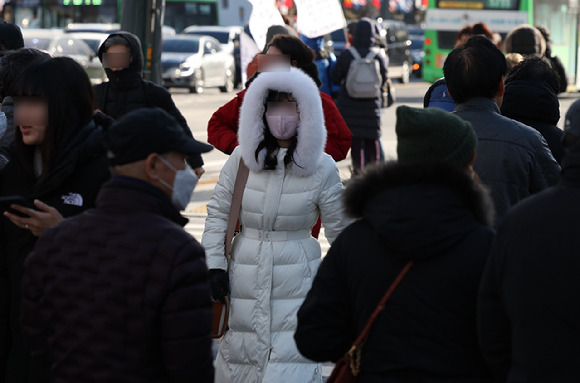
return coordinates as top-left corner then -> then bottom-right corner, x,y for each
209,269 -> 230,304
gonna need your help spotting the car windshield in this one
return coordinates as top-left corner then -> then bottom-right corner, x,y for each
410,38 -> 423,50
189,31 -> 229,44
163,39 -> 200,53
24,37 -> 52,50
80,39 -> 101,54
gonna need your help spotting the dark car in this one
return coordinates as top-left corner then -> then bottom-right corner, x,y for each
161,35 -> 235,93
381,20 -> 412,84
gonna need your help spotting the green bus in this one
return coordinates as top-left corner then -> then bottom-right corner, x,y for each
422,0 -> 578,84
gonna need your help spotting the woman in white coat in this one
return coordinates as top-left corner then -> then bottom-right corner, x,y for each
202,67 -> 348,383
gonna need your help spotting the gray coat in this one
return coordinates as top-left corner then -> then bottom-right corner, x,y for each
454,97 -> 560,222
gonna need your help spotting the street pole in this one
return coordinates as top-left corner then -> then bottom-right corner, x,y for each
121,0 -> 164,84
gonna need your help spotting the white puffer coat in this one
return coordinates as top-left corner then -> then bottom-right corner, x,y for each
202,68 -> 349,383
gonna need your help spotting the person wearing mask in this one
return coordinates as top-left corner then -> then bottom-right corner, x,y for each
208,34 -> 351,238
202,67 -> 348,383
477,99 -> 580,382
20,108 -> 214,383
208,34 -> 351,162
443,35 -> 559,223
0,57 -> 111,382
332,17 -> 388,175
93,32 -> 205,177
295,106 -> 495,382
0,48 -> 50,151
501,56 -> 565,163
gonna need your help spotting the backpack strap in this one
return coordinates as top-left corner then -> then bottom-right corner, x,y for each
364,47 -> 380,60
348,46 -> 361,60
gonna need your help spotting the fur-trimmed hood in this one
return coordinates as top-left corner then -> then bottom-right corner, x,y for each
238,67 -> 326,176
344,161 -> 495,261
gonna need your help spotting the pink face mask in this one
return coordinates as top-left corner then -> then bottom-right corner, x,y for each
265,102 -> 299,140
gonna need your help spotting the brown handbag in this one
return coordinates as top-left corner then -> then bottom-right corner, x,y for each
212,159 -> 250,339
326,261 -> 413,383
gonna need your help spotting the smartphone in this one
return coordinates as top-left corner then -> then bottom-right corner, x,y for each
0,195 -> 34,217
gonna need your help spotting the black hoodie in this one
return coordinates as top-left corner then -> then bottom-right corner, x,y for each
93,32 -> 203,168
0,119 -> 110,382
295,161 -> 495,383
501,79 -> 564,164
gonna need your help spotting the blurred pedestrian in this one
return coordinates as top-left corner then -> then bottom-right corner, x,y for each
301,34 -> 340,97
246,24 -> 297,79
478,99 -> 580,383
0,57 -> 111,382
0,48 -> 50,151
501,56 -> 564,163
20,108 -> 214,383
332,18 -> 388,175
536,25 -> 568,93
444,35 -> 559,222
504,24 -> 546,57
202,67 -> 348,383
296,106 -> 495,382
93,32 -> 206,177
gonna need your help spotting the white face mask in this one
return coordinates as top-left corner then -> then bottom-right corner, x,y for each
265,102 -> 299,140
156,156 -> 199,211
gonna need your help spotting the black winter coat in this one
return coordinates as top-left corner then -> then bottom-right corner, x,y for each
295,162 -> 495,383
501,80 -> 564,164
332,19 -> 387,140
454,97 -> 560,224
93,32 -> 203,168
20,176 -> 214,383
0,121 -> 110,383
478,149 -> 580,383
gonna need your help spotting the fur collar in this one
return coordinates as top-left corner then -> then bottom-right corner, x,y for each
238,67 -> 326,176
344,161 -> 495,228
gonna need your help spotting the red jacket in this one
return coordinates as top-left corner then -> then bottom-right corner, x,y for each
208,88 -> 352,161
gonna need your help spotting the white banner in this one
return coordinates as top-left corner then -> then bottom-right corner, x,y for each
294,0 -> 347,38
240,31 -> 261,86
425,9 -> 529,33
248,0 -> 285,51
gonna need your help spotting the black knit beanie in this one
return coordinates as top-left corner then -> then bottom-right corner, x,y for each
396,105 -> 477,167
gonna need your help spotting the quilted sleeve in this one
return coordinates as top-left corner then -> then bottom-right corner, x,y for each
201,148 -> 241,270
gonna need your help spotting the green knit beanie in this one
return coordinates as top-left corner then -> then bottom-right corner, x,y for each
396,105 -> 477,167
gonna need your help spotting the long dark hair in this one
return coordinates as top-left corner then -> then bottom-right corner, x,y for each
12,57 -> 95,180
255,91 -> 299,171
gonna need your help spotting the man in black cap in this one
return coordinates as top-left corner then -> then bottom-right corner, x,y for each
19,108 -> 215,383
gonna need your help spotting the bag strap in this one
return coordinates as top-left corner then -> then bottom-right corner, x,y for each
225,159 -> 249,262
353,261 -> 413,348
348,46 -> 361,60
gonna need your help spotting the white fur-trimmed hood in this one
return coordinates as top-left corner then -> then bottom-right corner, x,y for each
238,67 -> 326,176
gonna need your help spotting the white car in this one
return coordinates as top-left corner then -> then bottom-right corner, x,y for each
183,26 -> 242,86
162,35 -> 235,93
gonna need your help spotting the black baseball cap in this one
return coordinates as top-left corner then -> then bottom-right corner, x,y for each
107,107 -> 213,166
